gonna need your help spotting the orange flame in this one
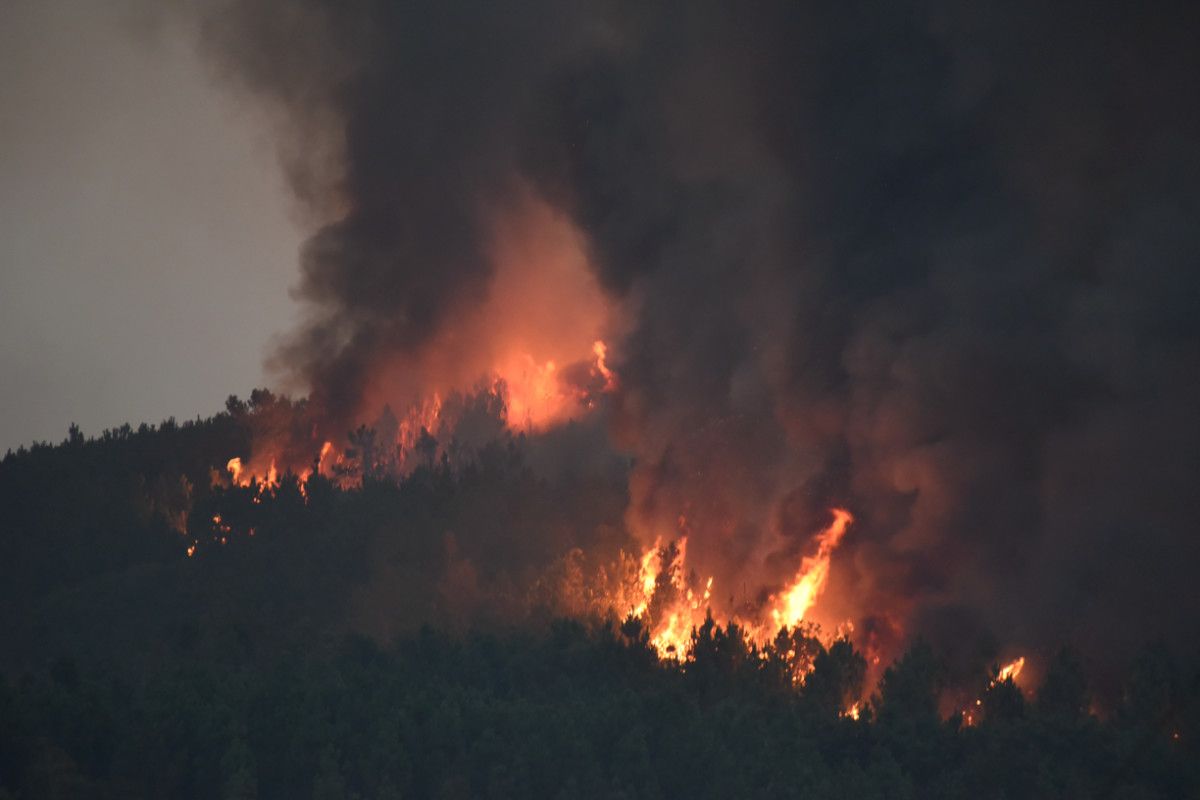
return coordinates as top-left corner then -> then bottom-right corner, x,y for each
961,655 -> 1028,726
995,656 -> 1025,684
498,354 -> 563,430
317,440 -> 334,473
593,339 -> 616,391
770,508 -> 855,632
622,509 -> 854,660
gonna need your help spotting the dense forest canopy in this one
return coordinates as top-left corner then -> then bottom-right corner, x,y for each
5,0 -> 1200,796
1,398 -> 1196,799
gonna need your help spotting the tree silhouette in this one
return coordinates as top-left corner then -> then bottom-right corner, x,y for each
1036,646 -> 1088,724
804,637 -> 867,718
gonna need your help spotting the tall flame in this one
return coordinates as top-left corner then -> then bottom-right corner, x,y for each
593,340 -> 616,391
770,508 -> 855,631
620,509 -> 854,660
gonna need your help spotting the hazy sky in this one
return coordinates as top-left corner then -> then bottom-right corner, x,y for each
0,0 -> 302,452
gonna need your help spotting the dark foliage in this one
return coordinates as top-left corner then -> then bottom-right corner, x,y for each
1,627 -> 1197,799
1,407 -> 1197,799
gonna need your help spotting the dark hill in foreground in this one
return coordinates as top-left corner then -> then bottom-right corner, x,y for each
0,406 -> 1196,799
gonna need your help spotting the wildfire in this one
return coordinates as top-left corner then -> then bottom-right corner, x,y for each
593,340 -> 616,391
623,509 -> 854,660
650,571 -> 715,658
630,541 -> 662,618
226,456 -> 278,489
492,339 -> 618,430
770,509 -> 855,632
497,354 -> 563,430
961,656 -> 1028,726
996,656 -> 1025,684
396,395 -> 443,458
205,334 -> 870,673
317,440 -> 334,471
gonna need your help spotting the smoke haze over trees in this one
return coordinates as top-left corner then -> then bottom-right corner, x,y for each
4,0 -> 1200,795
174,0 -> 1200,668
1,414 -> 1197,798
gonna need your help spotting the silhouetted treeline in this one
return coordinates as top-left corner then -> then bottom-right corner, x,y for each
1,622 -> 1197,799
0,393 -> 631,673
1,401 -> 1197,798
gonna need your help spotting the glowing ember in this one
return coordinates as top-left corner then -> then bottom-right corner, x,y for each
960,655 -> 1029,726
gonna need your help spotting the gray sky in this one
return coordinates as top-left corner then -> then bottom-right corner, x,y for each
0,0 -> 302,452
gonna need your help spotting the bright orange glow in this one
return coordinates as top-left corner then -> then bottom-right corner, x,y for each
617,509 -> 854,660
361,189 -> 615,435
996,656 -> 1025,684
640,543 -> 661,597
769,509 -> 855,632
651,611 -> 694,658
593,340 -> 616,390
960,655 -> 1028,725
496,354 -> 563,430
628,539 -> 663,618
844,702 -> 861,720
214,192 -> 620,519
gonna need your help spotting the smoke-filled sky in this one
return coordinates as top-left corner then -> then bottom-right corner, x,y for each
0,0 -> 300,452
4,0 -> 1200,670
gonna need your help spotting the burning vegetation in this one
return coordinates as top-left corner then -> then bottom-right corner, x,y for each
136,0 -> 1200,696
4,0 -> 1200,795
2,394 -> 1197,798
198,375 -> 869,668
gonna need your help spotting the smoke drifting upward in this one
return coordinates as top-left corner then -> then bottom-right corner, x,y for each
195,0 -> 609,425
192,1 -> 1200,670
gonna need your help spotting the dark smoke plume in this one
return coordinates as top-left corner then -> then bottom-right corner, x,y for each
190,0 -> 1200,674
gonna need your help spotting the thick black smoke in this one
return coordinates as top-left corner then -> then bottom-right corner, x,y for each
192,0 -> 1200,673
194,0 -> 597,420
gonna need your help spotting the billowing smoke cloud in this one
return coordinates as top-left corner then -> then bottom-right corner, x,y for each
194,0 -> 603,422
190,0 -> 1200,672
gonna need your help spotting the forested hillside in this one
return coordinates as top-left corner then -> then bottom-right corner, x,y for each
1,402 -> 1196,799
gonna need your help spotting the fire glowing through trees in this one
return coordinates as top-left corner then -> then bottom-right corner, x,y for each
188,188 -> 1046,700
205,357 -> 876,671
204,377 -> 1031,712
769,508 -> 854,634
193,234 -> 991,705
616,509 -> 857,660
212,407 -> 868,666
127,1 -> 1200,748
960,657 -> 1029,727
